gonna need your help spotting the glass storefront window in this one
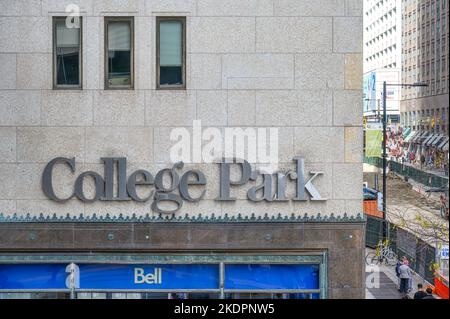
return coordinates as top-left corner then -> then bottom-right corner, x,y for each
224,264 -> 320,291
0,260 -> 325,299
77,292 -> 107,299
226,293 -> 320,299
1,291 -> 321,300
0,292 -> 70,299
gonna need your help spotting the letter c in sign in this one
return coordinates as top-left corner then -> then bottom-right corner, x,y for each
42,157 -> 76,202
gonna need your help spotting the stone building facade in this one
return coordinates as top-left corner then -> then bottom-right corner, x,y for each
400,0 -> 449,171
401,0 -> 449,132
0,0 -> 364,299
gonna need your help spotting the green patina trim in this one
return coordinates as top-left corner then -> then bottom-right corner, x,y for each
0,254 -> 324,264
0,212 -> 366,223
320,251 -> 328,299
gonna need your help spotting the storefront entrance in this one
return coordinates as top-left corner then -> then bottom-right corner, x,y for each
0,253 -> 327,299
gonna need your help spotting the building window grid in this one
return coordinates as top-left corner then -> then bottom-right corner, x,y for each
49,9 -> 448,97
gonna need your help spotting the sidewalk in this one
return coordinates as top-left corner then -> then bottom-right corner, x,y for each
365,249 -> 431,299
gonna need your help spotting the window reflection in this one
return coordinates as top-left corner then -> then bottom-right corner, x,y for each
157,18 -> 185,88
54,18 -> 81,87
106,19 -> 133,88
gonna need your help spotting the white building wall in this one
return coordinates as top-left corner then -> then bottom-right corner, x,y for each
363,0 -> 402,72
363,0 -> 402,119
0,0 -> 363,220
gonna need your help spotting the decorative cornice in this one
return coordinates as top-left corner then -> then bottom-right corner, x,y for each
0,254 -> 325,264
0,212 -> 366,223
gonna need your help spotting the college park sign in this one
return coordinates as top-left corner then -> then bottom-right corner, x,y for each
42,157 -> 326,214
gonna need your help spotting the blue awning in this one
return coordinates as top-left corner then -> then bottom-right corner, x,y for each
423,134 -> 436,146
414,131 -> 428,144
413,132 -> 427,143
431,135 -> 445,147
443,141 -> 449,151
437,137 -> 449,150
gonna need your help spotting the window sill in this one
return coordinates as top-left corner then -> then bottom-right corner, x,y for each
104,86 -> 134,90
53,86 -> 83,90
156,85 -> 186,90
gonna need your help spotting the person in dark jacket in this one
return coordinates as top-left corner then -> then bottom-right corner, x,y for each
422,287 -> 436,299
395,261 -> 401,276
413,284 -> 428,299
395,260 -> 402,288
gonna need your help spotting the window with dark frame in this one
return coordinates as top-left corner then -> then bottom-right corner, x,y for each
156,17 -> 186,89
53,17 -> 82,89
105,17 -> 134,89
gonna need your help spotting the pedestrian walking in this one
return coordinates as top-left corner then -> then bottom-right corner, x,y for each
401,257 -> 412,292
398,261 -> 413,294
395,260 -> 402,288
413,283 -> 428,299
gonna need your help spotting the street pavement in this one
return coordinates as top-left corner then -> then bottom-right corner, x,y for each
365,248 -> 431,299
364,170 -> 446,222
386,174 -> 446,222
364,171 -> 448,245
385,174 -> 448,246
363,172 -> 448,299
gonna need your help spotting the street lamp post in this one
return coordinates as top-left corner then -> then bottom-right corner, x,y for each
380,81 -> 427,240
381,82 -> 388,239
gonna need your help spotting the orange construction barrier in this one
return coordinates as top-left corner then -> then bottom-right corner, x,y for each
364,200 -> 383,219
434,271 -> 449,299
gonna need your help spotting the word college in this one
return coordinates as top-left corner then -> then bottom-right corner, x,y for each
42,157 -> 326,214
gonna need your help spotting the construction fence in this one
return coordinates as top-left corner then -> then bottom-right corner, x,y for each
366,215 -> 437,283
364,156 -> 449,189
